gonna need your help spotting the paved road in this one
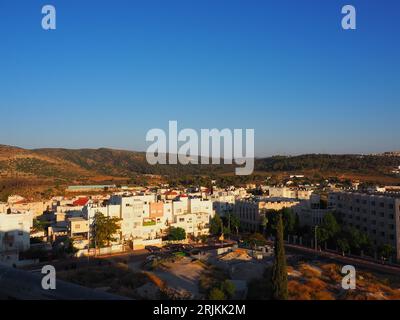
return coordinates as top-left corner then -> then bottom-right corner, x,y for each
0,264 -> 128,300
284,242 -> 400,275
23,242 -> 236,272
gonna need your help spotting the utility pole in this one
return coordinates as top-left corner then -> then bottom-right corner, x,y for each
314,225 -> 318,251
228,213 -> 231,240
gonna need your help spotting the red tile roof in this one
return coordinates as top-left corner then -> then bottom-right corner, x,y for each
72,197 -> 89,206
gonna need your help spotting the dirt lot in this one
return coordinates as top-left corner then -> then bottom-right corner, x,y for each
151,257 -> 206,298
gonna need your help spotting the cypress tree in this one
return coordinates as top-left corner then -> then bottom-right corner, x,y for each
271,212 -> 288,300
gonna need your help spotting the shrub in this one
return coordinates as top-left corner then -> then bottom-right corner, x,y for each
209,288 -> 226,300
221,280 -> 236,299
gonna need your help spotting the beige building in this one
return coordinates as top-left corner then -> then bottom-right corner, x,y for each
329,192 -> 400,261
235,197 -> 300,232
267,186 -> 313,200
67,217 -> 89,250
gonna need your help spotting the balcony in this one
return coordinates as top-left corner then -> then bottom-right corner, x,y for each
143,220 -> 156,227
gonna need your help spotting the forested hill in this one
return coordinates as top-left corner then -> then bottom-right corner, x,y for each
0,145 -> 399,180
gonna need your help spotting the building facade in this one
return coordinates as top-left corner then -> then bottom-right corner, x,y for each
329,192 -> 400,261
235,197 -> 300,232
0,211 -> 33,254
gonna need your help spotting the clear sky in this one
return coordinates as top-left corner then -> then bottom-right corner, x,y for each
0,0 -> 399,156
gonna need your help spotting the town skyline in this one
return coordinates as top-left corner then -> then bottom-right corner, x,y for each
2,142 -> 400,159
1,0 -> 400,156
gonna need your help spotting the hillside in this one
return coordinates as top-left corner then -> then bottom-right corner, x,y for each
1,145 -> 400,179
0,145 -> 94,180
0,145 -> 400,193
33,148 -> 233,177
254,154 -> 400,174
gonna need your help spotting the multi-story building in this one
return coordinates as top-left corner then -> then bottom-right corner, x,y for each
329,191 -> 400,261
235,197 -> 300,232
0,211 -> 33,254
208,191 -> 236,217
267,186 -> 313,200
290,193 -> 332,227
67,217 -> 89,250
82,194 -> 214,249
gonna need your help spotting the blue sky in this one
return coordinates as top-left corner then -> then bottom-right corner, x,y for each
0,0 -> 399,156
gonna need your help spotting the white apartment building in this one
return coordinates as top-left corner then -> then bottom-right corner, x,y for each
170,212 -> 210,237
267,186 -> 313,200
329,192 -> 400,261
235,197 -> 300,232
0,211 -> 33,254
208,192 -> 236,217
188,197 -> 214,216
82,194 -> 214,249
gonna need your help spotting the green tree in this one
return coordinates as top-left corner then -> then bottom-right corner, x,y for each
199,234 -> 208,244
168,227 -> 186,241
346,227 -> 371,254
260,215 -> 268,235
92,212 -> 121,248
209,287 -> 226,300
337,238 -> 350,256
228,214 -> 240,236
220,280 -> 235,299
271,213 -> 288,300
379,244 -> 395,260
32,218 -> 49,232
245,232 -> 267,248
316,212 -> 340,246
282,208 -> 296,236
210,213 -> 223,236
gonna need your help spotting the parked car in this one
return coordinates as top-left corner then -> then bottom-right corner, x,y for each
165,244 -> 184,252
145,245 -> 161,253
146,255 -> 156,261
182,244 -> 194,251
189,249 -> 201,255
